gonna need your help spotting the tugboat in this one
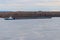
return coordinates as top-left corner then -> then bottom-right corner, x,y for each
4,16 -> 15,20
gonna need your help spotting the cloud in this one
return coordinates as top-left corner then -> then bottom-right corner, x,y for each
49,9 -> 60,11
34,1 -> 60,7
0,0 -> 60,11
52,0 -> 60,1
0,0 -> 60,7
3,0 -> 32,3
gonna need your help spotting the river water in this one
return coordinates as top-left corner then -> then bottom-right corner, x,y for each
0,17 -> 60,40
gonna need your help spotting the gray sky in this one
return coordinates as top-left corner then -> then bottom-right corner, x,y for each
0,0 -> 60,11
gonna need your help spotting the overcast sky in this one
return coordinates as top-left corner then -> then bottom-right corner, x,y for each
0,0 -> 60,11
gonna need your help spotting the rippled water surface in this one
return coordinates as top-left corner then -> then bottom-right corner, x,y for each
0,17 -> 60,40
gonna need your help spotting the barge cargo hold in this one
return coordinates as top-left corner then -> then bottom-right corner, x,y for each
0,11 -> 60,19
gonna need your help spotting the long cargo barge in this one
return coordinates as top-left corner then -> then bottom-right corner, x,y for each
0,11 -> 60,19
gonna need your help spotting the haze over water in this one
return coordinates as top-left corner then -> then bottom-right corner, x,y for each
0,17 -> 60,40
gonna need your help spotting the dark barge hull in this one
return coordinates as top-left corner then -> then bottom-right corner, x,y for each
13,16 -> 52,19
